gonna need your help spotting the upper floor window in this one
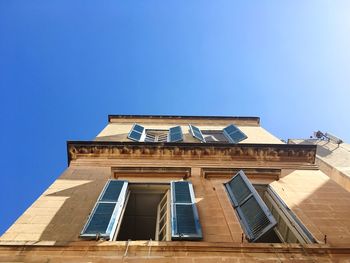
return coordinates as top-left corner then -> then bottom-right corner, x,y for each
189,124 -> 247,143
224,170 -> 316,244
80,180 -> 202,241
128,124 -> 183,143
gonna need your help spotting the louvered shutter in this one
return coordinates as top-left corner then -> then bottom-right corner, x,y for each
127,123 -> 145,142
171,181 -> 202,240
225,170 -> 276,242
188,124 -> 206,142
168,126 -> 183,142
223,124 -> 247,143
80,180 -> 128,240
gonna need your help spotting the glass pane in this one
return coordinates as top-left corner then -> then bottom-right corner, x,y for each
133,124 -> 144,133
100,181 -> 124,202
129,130 -> 142,141
84,203 -> 116,234
229,130 -> 247,143
223,124 -> 238,135
170,132 -> 182,142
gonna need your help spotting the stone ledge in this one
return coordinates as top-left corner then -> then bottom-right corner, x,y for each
67,142 -> 316,166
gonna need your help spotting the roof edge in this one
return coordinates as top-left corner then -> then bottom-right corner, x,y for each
108,115 -> 260,124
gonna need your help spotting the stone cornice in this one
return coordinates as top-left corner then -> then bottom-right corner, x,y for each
202,167 -> 281,180
67,141 -> 316,166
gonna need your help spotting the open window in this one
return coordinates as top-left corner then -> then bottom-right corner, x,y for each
128,124 -> 183,142
225,170 -> 277,242
224,170 -> 315,244
254,185 -> 316,244
189,124 -> 247,144
81,180 -> 202,241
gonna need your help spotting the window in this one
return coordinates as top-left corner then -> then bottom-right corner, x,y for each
144,130 -> 168,142
81,180 -> 202,241
254,185 -> 316,244
127,124 -> 183,143
189,124 -> 247,143
202,130 -> 229,143
224,170 -> 315,244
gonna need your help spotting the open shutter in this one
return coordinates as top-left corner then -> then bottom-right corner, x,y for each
188,124 -> 206,142
127,123 -> 145,142
168,126 -> 183,142
225,170 -> 276,242
171,181 -> 202,240
80,180 -> 128,240
223,124 -> 247,143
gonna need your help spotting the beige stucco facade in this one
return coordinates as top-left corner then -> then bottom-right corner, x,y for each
1,115 -> 350,262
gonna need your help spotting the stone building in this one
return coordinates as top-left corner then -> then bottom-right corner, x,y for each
1,115 -> 350,262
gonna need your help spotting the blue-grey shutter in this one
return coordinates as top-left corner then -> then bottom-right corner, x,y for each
127,123 -> 145,142
168,126 -> 183,142
225,170 -> 276,242
188,124 -> 206,142
223,124 -> 247,143
171,181 -> 202,240
80,180 -> 128,240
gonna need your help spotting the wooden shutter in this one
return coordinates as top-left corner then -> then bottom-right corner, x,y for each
188,124 -> 206,142
225,170 -> 276,242
223,124 -> 247,143
80,180 -> 128,240
170,181 -> 202,240
127,123 -> 145,142
168,126 -> 183,142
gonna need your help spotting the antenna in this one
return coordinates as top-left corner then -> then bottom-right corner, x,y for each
313,131 -> 343,145
325,132 -> 343,144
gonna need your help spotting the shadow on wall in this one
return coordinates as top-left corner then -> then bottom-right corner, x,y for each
282,176 -> 350,246
39,179 -> 106,244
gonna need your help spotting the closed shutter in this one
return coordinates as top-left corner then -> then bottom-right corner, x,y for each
168,126 -> 183,142
170,181 -> 202,240
225,170 -> 276,242
127,123 -> 145,142
223,124 -> 247,143
80,180 -> 128,240
188,124 -> 206,142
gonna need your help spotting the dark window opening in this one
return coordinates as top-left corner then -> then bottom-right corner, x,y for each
117,184 -> 169,241
202,130 -> 229,143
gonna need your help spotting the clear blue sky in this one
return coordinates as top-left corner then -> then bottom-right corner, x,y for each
0,1 -> 349,235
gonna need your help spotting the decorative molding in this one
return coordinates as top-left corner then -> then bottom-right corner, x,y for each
112,167 -> 191,179
201,168 -> 281,180
67,141 -> 316,166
